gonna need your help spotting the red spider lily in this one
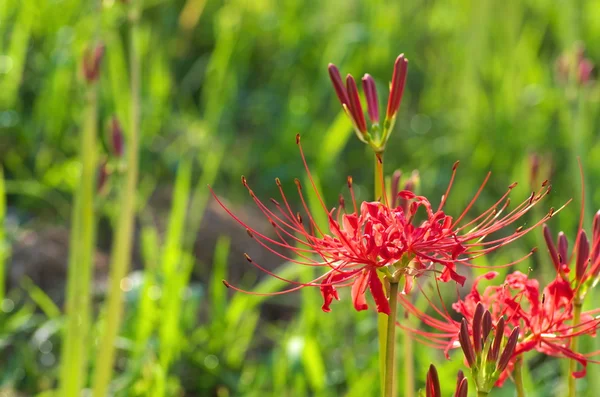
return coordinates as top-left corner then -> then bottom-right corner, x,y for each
542,162 -> 600,302
543,212 -> 600,302
210,135 -> 557,315
400,271 -> 600,385
328,54 -> 408,149
425,364 -> 468,397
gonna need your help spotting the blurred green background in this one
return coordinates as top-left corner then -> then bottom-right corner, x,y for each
1,0 -> 600,395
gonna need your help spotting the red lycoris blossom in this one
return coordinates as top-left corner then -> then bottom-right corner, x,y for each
401,271 -> 600,385
543,210 -> 600,301
210,134 -> 556,315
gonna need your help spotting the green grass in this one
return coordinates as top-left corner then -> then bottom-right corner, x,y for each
1,0 -> 600,395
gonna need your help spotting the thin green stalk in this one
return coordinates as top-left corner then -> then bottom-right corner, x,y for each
0,167 -> 5,303
91,2 -> 141,395
59,65 -> 99,396
568,302 -> 582,397
403,317 -> 414,397
384,281 -> 399,397
514,355 -> 526,397
477,392 -> 489,397
375,153 -> 387,395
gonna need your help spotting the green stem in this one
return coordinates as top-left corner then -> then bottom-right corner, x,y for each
477,392 -> 489,397
568,302 -> 582,397
374,153 -> 388,395
60,66 -> 98,397
0,167 -> 5,303
91,2 -> 141,395
514,355 -> 526,397
403,321 -> 414,397
384,281 -> 399,397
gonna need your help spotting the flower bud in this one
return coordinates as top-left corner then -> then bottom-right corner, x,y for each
576,229 -> 590,282
97,160 -> 109,194
497,326 -> 520,373
386,54 -> 408,119
472,303 -> 485,353
455,375 -> 468,397
361,74 -> 380,124
459,318 -> 476,367
426,364 -> 441,397
543,224 -> 561,272
558,231 -> 569,268
328,64 -> 349,107
487,317 -> 505,363
82,43 -> 105,83
110,117 -> 124,157
346,74 -> 367,134
482,310 -> 493,345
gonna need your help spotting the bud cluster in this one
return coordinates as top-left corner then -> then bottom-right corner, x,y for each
328,54 -> 408,152
458,303 -> 519,394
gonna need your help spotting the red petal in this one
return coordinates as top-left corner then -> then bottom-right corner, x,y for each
439,264 -> 466,286
368,269 -> 390,314
351,270 -> 370,311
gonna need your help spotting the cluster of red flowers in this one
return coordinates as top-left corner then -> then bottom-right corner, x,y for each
402,267 -> 600,384
211,53 -> 600,393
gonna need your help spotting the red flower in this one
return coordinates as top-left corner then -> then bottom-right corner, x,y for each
210,135 -> 557,314
401,271 -> 600,385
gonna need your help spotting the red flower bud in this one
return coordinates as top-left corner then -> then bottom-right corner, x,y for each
361,74 -> 380,124
543,224 -> 561,272
426,364 -> 441,397
497,326 -> 520,373
558,231 -> 568,268
472,303 -> 485,353
83,43 -> 105,83
576,229 -> 590,282
459,318 -> 476,367
328,64 -> 349,107
455,376 -> 468,397
482,310 -> 492,345
386,54 -> 408,119
97,160 -> 109,193
487,317 -> 505,363
111,117 -> 124,157
346,74 -> 367,134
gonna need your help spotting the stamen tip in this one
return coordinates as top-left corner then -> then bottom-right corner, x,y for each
223,280 -> 231,288
244,253 -> 252,262
452,160 -> 460,170
296,133 -> 301,144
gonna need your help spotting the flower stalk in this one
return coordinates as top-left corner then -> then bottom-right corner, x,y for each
514,355 -> 526,397
384,280 -> 399,397
375,153 -> 389,394
568,301 -> 582,397
92,1 -> 141,395
59,44 -> 101,396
